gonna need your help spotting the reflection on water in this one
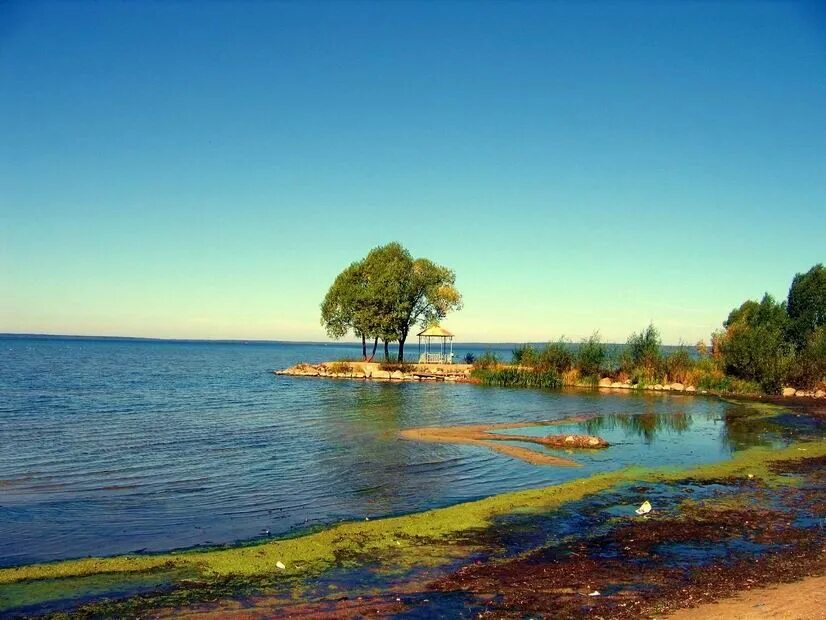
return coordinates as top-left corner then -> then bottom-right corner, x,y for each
581,411 -> 692,443
1,337 -> 819,568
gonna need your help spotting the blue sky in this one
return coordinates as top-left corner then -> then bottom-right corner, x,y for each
1,1 -> 824,343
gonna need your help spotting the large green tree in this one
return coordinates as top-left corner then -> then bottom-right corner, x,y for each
787,263 -> 826,350
719,293 -> 793,393
320,242 -> 462,362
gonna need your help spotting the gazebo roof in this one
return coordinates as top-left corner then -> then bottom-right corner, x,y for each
417,325 -> 454,338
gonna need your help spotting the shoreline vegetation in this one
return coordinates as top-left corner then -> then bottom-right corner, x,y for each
291,258 -> 826,398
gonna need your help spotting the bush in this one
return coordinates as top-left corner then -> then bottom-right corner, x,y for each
512,343 -> 537,366
787,326 -> 826,389
663,346 -> 693,383
719,295 -> 794,393
536,341 -> 574,374
627,324 -> 662,371
473,350 -> 500,370
463,352 -> 476,364
577,332 -> 605,378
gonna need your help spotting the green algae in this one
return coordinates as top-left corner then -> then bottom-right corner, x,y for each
4,437 -> 826,616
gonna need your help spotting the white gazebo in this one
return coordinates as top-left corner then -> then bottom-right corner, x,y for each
417,325 -> 454,364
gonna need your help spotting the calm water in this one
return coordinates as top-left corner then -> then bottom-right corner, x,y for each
0,337 -> 804,567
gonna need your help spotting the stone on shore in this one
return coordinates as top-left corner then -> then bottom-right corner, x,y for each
782,387 -> 797,397
598,377 -> 613,387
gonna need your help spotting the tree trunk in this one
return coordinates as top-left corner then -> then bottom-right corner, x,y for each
398,337 -> 406,362
361,334 -> 367,360
367,337 -> 378,362
384,340 -> 390,362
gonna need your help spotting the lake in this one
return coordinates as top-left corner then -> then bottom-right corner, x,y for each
0,336 -> 800,567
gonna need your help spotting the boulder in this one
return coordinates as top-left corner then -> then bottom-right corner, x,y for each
372,370 -> 391,380
782,387 -> 797,397
815,390 -> 825,399
685,386 -> 696,393
391,370 -> 405,380
653,384 -> 664,391
795,389 -> 807,397
598,377 -> 613,387
670,382 -> 685,391
610,381 -> 624,388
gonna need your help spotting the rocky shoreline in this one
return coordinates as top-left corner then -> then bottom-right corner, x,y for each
275,361 -> 825,398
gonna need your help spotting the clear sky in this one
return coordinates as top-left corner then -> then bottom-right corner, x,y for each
1,1 -> 824,344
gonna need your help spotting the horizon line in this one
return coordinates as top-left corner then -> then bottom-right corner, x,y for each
0,332 -> 692,348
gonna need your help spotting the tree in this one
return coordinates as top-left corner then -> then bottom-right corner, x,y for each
787,264 -> 826,350
718,293 -> 793,393
320,261 -> 372,359
320,242 -> 462,362
385,254 -> 462,361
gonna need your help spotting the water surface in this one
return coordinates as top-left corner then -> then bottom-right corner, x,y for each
0,337 -> 802,567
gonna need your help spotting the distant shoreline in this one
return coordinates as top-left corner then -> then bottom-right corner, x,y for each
0,332 -> 686,348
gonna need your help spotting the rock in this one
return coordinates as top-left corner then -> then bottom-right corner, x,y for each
816,390 -> 825,399
372,370 -> 391,380
685,386 -> 696,393
670,382 -> 685,391
635,500 -> 652,515
796,389 -> 807,397
598,377 -> 613,387
541,434 -> 609,449
782,387 -> 797,397
611,381 -> 624,388
275,561 -> 286,570
653,384 -> 664,391
391,370 -> 405,380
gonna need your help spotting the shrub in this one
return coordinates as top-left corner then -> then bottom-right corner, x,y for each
719,294 -> 793,393
512,343 -> 537,366
627,324 -> 662,371
663,345 -> 693,383
577,332 -> 605,378
473,350 -> 500,370
787,325 -> 826,389
463,352 -> 476,364
536,341 -> 574,374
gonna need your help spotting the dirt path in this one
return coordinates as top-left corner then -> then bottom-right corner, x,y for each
665,575 -> 826,620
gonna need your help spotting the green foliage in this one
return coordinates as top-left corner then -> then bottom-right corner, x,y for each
473,350 -> 500,370
535,341 -> 574,374
787,326 -> 826,389
719,294 -> 794,394
787,263 -> 826,350
663,345 -> 692,383
626,324 -> 662,370
320,243 -> 462,362
471,367 -> 562,389
576,332 -> 605,378
511,343 -> 537,366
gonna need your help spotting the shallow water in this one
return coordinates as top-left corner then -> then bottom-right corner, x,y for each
0,337 -> 807,567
